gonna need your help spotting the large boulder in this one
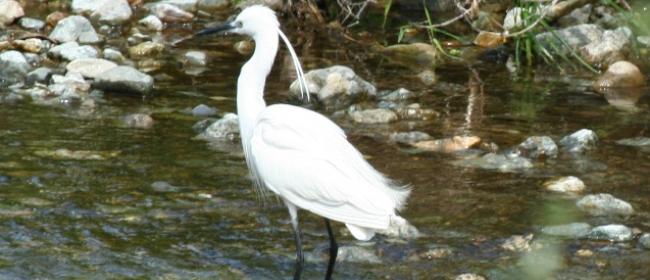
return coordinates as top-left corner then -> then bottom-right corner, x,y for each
49,15 -> 101,44
94,66 -> 154,94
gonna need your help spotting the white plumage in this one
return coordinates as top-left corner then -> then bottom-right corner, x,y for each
197,5 -> 411,278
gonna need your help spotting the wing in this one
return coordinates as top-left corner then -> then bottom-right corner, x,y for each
249,104 -> 409,229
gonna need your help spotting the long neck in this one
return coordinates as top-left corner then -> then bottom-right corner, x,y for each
237,31 -> 279,144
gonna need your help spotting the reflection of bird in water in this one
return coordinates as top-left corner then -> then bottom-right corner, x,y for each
195,6 -> 411,279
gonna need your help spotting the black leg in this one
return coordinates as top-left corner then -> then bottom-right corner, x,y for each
286,203 -> 303,280
324,219 -> 338,280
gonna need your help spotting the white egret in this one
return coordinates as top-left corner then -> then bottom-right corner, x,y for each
196,6 -> 411,279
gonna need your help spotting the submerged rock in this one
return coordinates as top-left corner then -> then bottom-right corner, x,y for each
378,88 -> 417,101
0,0 -> 24,27
616,137 -> 650,147
124,113 -> 154,129
349,108 -> 397,124
94,66 -> 154,94
0,50 -> 30,85
66,58 -> 117,79
501,234 -> 533,252
576,193 -> 634,216
541,222 -> 591,238
453,153 -> 533,172
192,104 -> 217,116
543,176 -> 585,193
389,131 -> 432,144
48,71 -> 91,101
593,61 -> 646,90
34,148 -> 120,160
412,136 -> 480,153
395,103 -> 437,120
290,65 -> 376,107
49,15 -> 101,44
559,129 -> 597,153
336,245 -> 381,263
197,113 -> 239,141
518,136 -> 558,159
587,224 -> 633,242
49,42 -> 99,61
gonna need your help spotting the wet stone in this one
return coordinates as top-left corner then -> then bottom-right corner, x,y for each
290,65 -> 376,106
13,39 -> 44,54
412,136 -> 481,153
139,15 -> 163,31
147,3 -> 194,23
157,0 -> 199,12
103,48 -> 125,63
94,66 -> 154,94
587,224 -> 633,242
192,104 -> 217,117
49,15 -> 101,44
336,245 -> 381,263
518,136 -> 558,159
234,40 -> 254,55
66,58 -> 117,79
378,88 -> 416,101
123,113 -> 154,129
616,137 -> 650,147
48,71 -> 91,101
395,103 -> 437,120
452,153 -> 533,172
541,222 -> 591,238
49,42 -> 99,61
349,108 -> 397,124
18,17 -> 45,31
535,24 -> 603,55
559,129 -> 597,154
501,234 -> 533,252
576,193 -> 634,216
640,233 -> 650,249
544,176 -> 585,193
198,0 -> 230,11
557,4 -> 592,27
197,113 -> 239,141
389,131 -> 432,144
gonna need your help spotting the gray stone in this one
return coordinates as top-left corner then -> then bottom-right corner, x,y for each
184,51 -> 207,66
198,0 -> 230,11
501,234 -> 533,252
49,42 -> 98,61
139,15 -> 163,31
378,88 -> 416,101
290,65 -> 376,107
557,4 -> 592,27
504,7 -> 542,31
395,103 -> 437,120
72,0 -> 108,14
147,3 -> 194,23
581,29 -> 629,66
94,66 -> 154,94
90,0 -> 132,24
336,245 -> 381,263
18,17 -> 45,30
0,0 -> 24,27
616,137 -> 650,147
124,113 -> 154,129
48,71 -> 91,101
198,113 -> 239,141
0,51 -> 30,84
576,193 -> 634,216
349,108 -> 397,124
66,58 -> 117,79
518,136 -> 558,158
157,0 -> 199,12
640,233 -> 650,249
452,153 -> 533,172
588,224 -> 633,242
559,129 -> 597,153
26,67 -> 54,84
535,24 -> 603,55
192,104 -> 217,116
544,176 -> 585,193
103,48 -> 125,63
389,131 -> 432,144
541,222 -> 591,238
49,15 -> 101,44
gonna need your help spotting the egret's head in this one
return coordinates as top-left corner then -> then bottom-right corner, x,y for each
196,5 -> 279,38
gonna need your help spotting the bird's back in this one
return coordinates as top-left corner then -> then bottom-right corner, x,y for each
249,104 -> 410,234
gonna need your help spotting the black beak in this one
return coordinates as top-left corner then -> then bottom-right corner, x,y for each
195,20 -> 235,37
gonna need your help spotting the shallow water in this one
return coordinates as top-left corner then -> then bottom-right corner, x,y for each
2,12 -> 650,280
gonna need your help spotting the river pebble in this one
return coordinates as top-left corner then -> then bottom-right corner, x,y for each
541,222 -> 591,238
49,15 -> 101,44
49,42 -> 99,61
290,65 -> 376,106
197,113 -> 239,141
103,48 -> 125,63
123,113 -> 154,129
453,153 -> 533,172
378,88 -> 417,101
593,61 -> 646,89
559,129 -> 597,154
129,41 -> 165,58
0,0 -> 24,27
412,136 -> 480,153
587,224 -> 633,242
501,234 -> 533,252
18,17 -> 45,31
66,58 -> 117,79
395,103 -> 437,120
49,71 -> 91,101
543,176 -> 585,193
139,15 -> 164,31
90,0 -> 133,24
389,131 -> 432,144
336,245 -> 381,263
148,3 -> 194,23
192,104 -> 217,116
518,136 -> 558,158
0,50 -> 30,85
581,28 -> 630,66
94,66 -> 154,94
640,233 -> 650,249
26,67 -> 54,84
349,108 -> 397,124
576,193 -> 634,216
